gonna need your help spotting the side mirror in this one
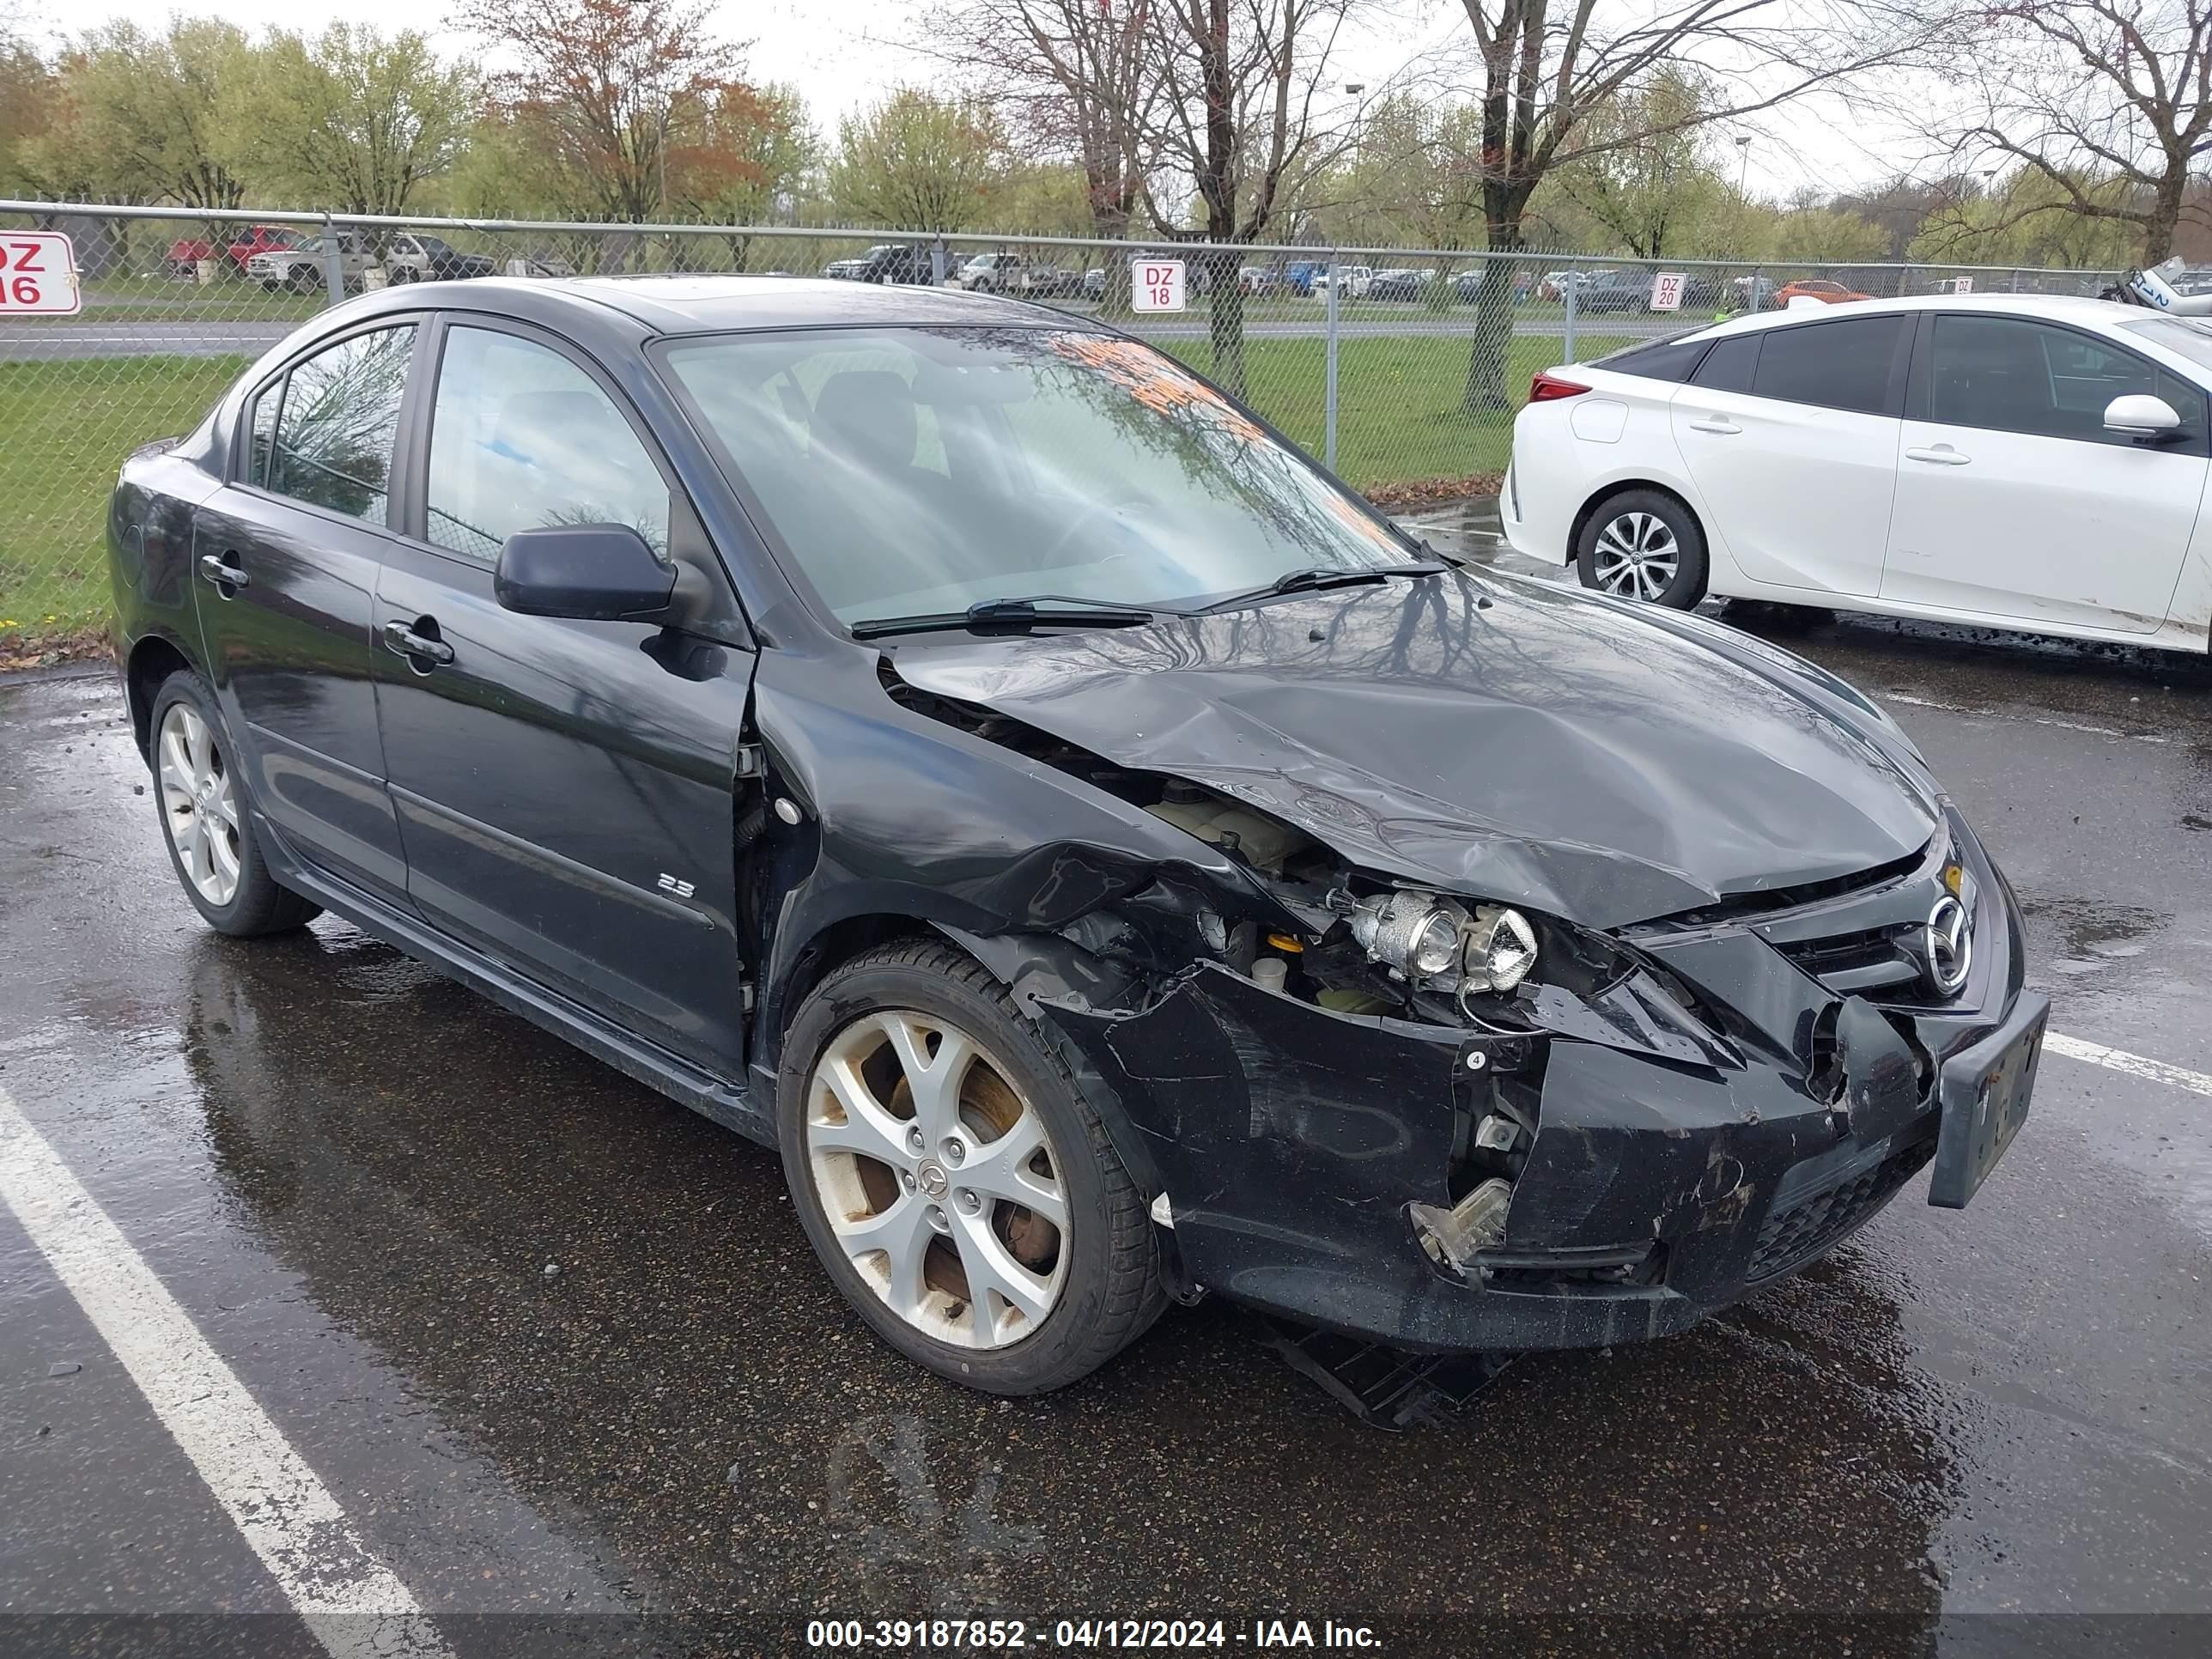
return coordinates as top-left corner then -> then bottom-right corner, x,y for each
2104,392 -> 2183,437
494,526 -> 676,622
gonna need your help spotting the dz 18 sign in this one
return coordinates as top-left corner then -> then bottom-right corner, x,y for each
0,232 -> 82,314
1131,258 -> 1186,312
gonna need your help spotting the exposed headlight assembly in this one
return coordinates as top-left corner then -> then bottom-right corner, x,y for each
1346,888 -> 1543,997
1463,905 -> 1539,994
1349,890 -> 1469,978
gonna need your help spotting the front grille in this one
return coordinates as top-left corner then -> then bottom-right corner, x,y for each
1747,1137 -> 1934,1282
1773,924 -> 1928,999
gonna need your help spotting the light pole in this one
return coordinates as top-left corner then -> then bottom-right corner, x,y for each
1735,134 -> 1753,198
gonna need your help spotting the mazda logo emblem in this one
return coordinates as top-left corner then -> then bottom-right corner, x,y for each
1923,895 -> 1972,996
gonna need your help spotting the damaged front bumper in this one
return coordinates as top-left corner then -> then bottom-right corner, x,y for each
1042,817 -> 2039,1355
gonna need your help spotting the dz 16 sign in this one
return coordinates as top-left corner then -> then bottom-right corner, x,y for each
0,232 -> 82,315
1132,258 -> 1186,312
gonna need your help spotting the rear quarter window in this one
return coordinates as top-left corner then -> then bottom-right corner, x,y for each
1592,335 -> 1712,383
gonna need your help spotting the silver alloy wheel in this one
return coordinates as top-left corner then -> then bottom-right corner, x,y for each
1592,511 -> 1681,600
805,1010 -> 1069,1349
157,702 -> 241,908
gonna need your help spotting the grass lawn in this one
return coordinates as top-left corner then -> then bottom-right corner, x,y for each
0,355 -> 247,635
1158,331 -> 1630,492
0,328 -> 1626,647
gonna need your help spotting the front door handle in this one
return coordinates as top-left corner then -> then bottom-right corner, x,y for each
1905,446 -> 1971,465
1687,416 -> 1741,434
198,551 -> 249,591
382,617 -> 454,667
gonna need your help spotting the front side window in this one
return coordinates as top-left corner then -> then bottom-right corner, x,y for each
664,326 -> 1411,623
245,380 -> 280,488
268,324 -> 415,523
424,327 -> 672,563
1930,314 -> 2203,445
1750,315 -> 1906,416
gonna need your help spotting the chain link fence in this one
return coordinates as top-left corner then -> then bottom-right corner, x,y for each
0,200 -> 2122,658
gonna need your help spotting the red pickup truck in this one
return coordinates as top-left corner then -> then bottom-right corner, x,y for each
166,226 -> 303,278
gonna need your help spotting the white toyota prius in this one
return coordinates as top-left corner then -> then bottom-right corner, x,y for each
1501,293 -> 2212,651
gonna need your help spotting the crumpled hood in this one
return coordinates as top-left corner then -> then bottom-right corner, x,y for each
889,572 -> 1941,929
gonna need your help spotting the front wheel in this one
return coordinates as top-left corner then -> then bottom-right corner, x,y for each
1576,489 -> 1709,608
777,940 -> 1165,1395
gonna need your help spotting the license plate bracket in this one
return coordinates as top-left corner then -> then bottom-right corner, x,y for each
1928,993 -> 2049,1209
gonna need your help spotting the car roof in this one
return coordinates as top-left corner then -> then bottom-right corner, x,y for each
1692,289 -> 2127,340
376,273 -> 1095,337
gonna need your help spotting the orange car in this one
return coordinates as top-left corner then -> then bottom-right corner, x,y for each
1773,277 -> 1873,305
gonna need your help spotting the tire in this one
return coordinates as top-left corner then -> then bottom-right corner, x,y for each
776,939 -> 1165,1395
148,672 -> 322,939
1575,489 -> 1709,609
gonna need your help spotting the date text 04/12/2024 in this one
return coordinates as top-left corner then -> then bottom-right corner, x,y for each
804,1619 -> 1384,1650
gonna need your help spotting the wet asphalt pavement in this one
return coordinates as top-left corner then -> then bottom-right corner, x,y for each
3,530 -> 2210,1657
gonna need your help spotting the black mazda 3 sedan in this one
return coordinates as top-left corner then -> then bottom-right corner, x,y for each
106,276 -> 2046,1394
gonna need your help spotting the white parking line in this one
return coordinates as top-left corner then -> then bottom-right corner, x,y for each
2048,1031 -> 2212,1099
0,1085 -> 453,1659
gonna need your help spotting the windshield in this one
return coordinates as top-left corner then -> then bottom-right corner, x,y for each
661,326 -> 1410,623
2120,313 -> 2212,374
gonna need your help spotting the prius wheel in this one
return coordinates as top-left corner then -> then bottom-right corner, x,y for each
149,673 -> 320,939
1577,489 -> 1707,608
777,940 -> 1164,1395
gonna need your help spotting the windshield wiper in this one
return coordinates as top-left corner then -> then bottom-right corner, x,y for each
1198,561 -> 1446,613
850,595 -> 1162,640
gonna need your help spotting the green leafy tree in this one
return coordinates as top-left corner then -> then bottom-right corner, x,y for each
454,0 -> 750,222
827,89 -> 1008,232
665,81 -> 818,223
0,29 -> 52,197
29,19 -> 253,209
1549,70 -> 1729,260
222,26 -> 474,216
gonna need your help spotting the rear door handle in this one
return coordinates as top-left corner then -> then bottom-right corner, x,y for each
1687,416 -> 1741,434
197,551 -> 248,591
1905,446 -> 1971,465
382,617 -> 454,666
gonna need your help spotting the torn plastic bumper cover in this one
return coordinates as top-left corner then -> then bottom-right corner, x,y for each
1041,866 -> 2033,1355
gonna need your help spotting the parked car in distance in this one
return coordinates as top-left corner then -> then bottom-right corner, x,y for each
1538,270 -> 1591,301
1367,268 -> 1443,302
824,245 -> 938,285
1083,267 -> 1106,299
1504,292 -> 2212,655
167,225 -> 302,278
384,233 -> 497,283
246,234 -> 374,295
1310,264 -> 1373,299
1237,265 -> 1282,297
1024,266 -> 1086,299
1281,259 -> 1325,295
109,274 -> 2044,1397
955,252 -> 1029,293
1773,277 -> 1873,306
1572,270 -> 1659,313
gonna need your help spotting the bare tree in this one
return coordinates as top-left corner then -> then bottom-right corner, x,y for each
1946,0 -> 2212,265
912,1 -> 1159,242
1443,2 -> 1950,410
1139,1 -> 1367,397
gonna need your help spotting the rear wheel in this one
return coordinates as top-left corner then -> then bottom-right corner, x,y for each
777,940 -> 1164,1394
1576,489 -> 1709,609
149,673 -> 321,939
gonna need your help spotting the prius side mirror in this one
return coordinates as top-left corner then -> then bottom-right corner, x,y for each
494,525 -> 676,622
2103,393 -> 2183,439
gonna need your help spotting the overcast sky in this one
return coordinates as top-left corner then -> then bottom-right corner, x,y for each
67,0 -> 1899,203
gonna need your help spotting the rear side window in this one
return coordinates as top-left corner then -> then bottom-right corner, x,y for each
268,324 -> 416,524
1750,316 -> 1907,416
1593,335 -> 1711,382
1691,333 -> 1760,393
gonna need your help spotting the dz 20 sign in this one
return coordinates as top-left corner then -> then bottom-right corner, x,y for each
0,232 -> 82,314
